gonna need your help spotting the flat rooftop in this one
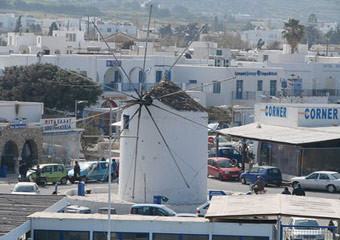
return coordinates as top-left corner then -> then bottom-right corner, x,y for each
0,194 -> 65,237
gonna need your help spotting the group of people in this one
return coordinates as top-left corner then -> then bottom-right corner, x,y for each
281,184 -> 305,196
19,162 -> 42,183
251,176 -> 306,196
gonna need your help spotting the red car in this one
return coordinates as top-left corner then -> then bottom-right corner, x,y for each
207,157 -> 241,181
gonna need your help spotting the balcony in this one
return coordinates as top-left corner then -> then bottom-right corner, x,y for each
231,91 -> 256,100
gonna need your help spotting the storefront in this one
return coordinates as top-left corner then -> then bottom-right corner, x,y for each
221,103 -> 340,176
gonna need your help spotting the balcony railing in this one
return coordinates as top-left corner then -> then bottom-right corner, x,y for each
103,83 -> 119,92
231,91 -> 256,100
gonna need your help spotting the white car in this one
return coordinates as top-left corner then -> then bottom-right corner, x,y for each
290,171 -> 340,193
12,182 -> 40,195
196,201 -> 210,217
285,218 -> 325,240
130,204 -> 177,216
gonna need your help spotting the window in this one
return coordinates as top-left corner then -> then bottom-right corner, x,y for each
107,28 -> 112,32
257,80 -> 263,91
216,50 -> 222,56
154,234 -> 180,240
139,70 -> 143,83
189,80 -> 197,84
270,80 -> 276,96
123,114 -> 130,129
258,168 -> 265,174
64,231 -> 89,240
236,80 -> 243,99
93,232 -> 119,240
182,235 -> 209,240
156,71 -> 162,82
42,166 -> 52,173
319,174 -> 329,180
54,165 -> 63,172
34,230 -> 60,240
250,167 -> 258,173
122,233 -> 149,240
213,236 -> 239,240
306,173 -> 319,180
213,81 -> 221,93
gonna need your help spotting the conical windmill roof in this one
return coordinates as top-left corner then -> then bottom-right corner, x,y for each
145,80 -> 206,112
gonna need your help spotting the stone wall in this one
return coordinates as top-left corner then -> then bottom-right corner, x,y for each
0,127 -> 43,173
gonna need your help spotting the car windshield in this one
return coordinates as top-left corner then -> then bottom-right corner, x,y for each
217,161 -> 232,168
14,185 -> 35,192
294,219 -> 319,229
332,173 -> 340,179
79,163 -> 91,170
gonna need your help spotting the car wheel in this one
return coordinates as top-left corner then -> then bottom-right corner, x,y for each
327,184 -> 336,193
241,177 -> 247,184
218,174 -> 224,181
292,181 -> 299,188
60,177 -> 67,185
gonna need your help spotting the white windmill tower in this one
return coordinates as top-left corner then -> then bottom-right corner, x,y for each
118,80 -> 208,204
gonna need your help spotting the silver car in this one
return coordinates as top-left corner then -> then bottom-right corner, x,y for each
290,171 -> 340,193
285,218 -> 325,240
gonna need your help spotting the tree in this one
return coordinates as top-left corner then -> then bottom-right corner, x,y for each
212,16 -> 223,32
122,40 -> 134,49
48,22 -> 59,36
282,18 -> 305,54
307,14 -> 318,26
326,26 -> 340,44
159,24 -> 172,36
14,15 -> 22,32
242,21 -> 255,31
0,64 -> 103,112
303,25 -> 322,49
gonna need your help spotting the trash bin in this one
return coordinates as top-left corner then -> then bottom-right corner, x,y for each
0,165 -> 7,178
78,181 -> 85,196
153,195 -> 161,204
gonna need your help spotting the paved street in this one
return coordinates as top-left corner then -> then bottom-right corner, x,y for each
1,176 -> 339,199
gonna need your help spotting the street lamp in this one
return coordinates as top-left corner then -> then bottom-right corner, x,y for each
75,100 -> 88,119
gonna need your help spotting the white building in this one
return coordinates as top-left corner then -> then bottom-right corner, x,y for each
240,29 -> 283,48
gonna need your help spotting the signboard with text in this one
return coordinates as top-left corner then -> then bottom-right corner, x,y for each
41,118 -> 76,131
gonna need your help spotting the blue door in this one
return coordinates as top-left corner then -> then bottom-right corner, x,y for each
293,77 -> 302,96
156,71 -> 162,83
139,70 -> 143,84
270,80 -> 277,96
236,80 -> 243,99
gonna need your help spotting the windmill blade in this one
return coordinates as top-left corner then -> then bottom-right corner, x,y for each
162,25 -> 206,81
156,76 -> 236,101
151,103 -> 224,134
92,21 -> 142,98
140,5 -> 153,95
144,105 -> 190,189
131,105 -> 142,199
62,68 -> 139,100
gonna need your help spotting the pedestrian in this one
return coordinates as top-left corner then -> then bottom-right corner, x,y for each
22,162 -> 27,181
252,176 -> 265,194
111,158 -> 117,180
281,186 -> 291,195
292,183 -> 305,196
19,162 -> 25,181
35,164 -> 41,183
74,161 -> 80,182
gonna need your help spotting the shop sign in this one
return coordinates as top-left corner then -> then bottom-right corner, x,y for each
303,108 -> 339,120
264,105 -> 287,118
41,118 -> 76,131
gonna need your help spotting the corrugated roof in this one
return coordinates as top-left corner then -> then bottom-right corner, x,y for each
0,194 -> 65,237
206,194 -> 340,220
219,123 -> 340,145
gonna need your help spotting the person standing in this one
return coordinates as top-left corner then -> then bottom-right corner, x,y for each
35,165 -> 41,183
252,176 -> 265,194
292,183 -> 305,196
111,158 -> 117,180
74,161 -> 80,182
19,162 -> 24,181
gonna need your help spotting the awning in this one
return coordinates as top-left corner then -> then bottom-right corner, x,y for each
206,194 -> 340,220
219,123 -> 340,145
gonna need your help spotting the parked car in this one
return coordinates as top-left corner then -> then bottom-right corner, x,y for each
196,201 -> 210,217
208,157 -> 241,181
285,217 -> 325,240
65,205 -> 91,214
12,182 -> 40,195
130,204 -> 177,216
290,171 -> 340,193
208,147 -> 242,164
68,160 -> 117,183
27,164 -> 68,185
240,166 -> 282,187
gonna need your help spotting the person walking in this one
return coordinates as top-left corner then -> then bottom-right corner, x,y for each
281,186 -> 291,195
35,165 -> 41,184
292,183 -> 305,196
111,158 -> 117,180
19,162 -> 25,181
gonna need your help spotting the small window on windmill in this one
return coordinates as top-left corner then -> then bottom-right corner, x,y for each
123,115 -> 130,129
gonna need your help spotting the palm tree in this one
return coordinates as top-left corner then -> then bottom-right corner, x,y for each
282,19 -> 305,54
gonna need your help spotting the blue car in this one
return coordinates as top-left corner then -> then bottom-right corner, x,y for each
68,160 -> 115,183
240,166 -> 282,187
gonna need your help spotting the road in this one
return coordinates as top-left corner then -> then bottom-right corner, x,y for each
0,176 -> 339,199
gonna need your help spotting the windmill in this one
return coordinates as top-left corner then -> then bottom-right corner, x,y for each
91,5 -> 235,206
